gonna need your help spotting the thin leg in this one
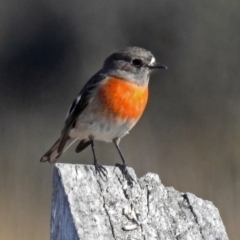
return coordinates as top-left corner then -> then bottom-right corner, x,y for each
113,138 -> 134,186
89,137 -> 108,179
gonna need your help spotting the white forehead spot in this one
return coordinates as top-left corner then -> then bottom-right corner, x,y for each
150,56 -> 156,65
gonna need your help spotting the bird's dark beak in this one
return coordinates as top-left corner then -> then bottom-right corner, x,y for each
148,62 -> 167,69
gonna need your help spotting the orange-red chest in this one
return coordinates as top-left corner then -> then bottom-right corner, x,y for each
98,77 -> 148,120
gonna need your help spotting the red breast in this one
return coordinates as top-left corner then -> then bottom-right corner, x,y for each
98,77 -> 148,121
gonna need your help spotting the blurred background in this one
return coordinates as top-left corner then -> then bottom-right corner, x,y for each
0,0 -> 239,239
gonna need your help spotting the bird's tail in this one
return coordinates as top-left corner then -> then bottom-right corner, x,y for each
40,138 -> 77,163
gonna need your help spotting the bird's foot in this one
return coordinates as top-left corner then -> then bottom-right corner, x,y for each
94,161 -> 108,181
115,163 -> 134,186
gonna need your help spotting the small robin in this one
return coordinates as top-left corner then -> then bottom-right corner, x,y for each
40,46 -> 167,185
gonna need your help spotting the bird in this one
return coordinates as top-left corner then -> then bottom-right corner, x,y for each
40,46 -> 167,185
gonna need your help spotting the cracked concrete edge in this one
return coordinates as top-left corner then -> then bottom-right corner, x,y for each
182,192 -> 229,240
94,168 -> 117,240
50,166 -> 79,240
182,193 -> 205,239
51,164 -> 229,240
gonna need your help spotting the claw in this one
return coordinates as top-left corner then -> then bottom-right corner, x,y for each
94,162 -> 108,181
89,139 -> 108,181
115,163 -> 134,186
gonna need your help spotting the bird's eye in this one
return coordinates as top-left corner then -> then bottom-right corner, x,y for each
132,59 -> 143,67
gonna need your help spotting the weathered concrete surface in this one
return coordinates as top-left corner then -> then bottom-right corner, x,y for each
51,164 -> 229,240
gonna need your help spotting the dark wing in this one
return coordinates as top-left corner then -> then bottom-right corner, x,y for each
58,71 -> 106,152
75,139 -> 91,153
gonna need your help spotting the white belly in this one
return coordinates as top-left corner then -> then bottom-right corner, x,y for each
69,113 -> 136,142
